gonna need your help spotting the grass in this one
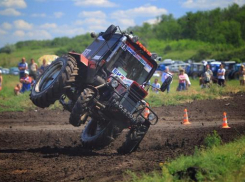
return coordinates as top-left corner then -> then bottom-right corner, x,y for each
0,74 -> 245,112
147,74 -> 245,107
127,132 -> 245,182
0,74 -> 61,112
0,47 -> 59,67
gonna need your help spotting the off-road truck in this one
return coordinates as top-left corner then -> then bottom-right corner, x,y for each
30,25 -> 172,153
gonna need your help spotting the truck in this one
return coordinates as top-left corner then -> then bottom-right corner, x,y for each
30,25 -> 172,154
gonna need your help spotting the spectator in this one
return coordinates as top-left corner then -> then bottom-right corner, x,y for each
18,57 -> 28,79
29,58 -> 38,80
184,71 -> 191,90
14,84 -> 21,95
39,59 -> 49,74
177,69 -> 186,91
201,64 -> 213,88
239,65 -> 245,86
0,70 -> 2,91
152,78 -> 160,93
161,67 -> 172,93
20,70 -> 32,93
30,76 -> 36,88
217,64 -> 226,86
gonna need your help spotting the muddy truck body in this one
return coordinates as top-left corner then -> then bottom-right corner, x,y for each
30,25 -> 172,154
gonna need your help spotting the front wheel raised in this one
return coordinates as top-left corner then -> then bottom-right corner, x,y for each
30,55 -> 77,108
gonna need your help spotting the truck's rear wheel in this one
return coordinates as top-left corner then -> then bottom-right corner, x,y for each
30,55 -> 77,108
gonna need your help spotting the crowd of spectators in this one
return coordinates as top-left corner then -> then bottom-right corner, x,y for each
0,58 -> 244,96
10,57 -> 48,95
151,62 -> 245,94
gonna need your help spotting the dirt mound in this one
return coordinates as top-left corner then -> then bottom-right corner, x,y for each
0,93 -> 245,182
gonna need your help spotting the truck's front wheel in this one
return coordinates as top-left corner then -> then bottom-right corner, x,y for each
30,55 -> 77,108
69,88 -> 95,127
81,119 -> 122,149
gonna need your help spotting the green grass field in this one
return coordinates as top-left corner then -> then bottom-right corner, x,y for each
0,47 -> 59,68
0,74 -> 245,112
127,132 -> 245,182
147,74 -> 245,107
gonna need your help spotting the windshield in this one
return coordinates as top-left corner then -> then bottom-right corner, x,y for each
106,43 -> 153,84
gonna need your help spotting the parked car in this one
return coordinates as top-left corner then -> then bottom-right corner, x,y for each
185,62 -> 205,79
228,63 -> 243,80
9,67 -> 19,75
2,68 -> 10,74
169,63 -> 190,73
209,61 -> 221,78
223,61 -> 236,80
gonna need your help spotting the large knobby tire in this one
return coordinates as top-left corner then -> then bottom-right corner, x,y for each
117,124 -> 150,154
69,88 -> 95,127
81,119 -> 122,149
30,55 -> 77,108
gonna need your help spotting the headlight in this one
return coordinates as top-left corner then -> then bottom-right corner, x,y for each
148,113 -> 155,121
111,79 -> 119,88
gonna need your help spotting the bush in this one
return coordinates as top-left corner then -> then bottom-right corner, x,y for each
0,44 -> 16,54
204,130 -> 222,148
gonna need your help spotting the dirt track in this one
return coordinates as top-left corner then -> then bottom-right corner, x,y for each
1,93 -> 245,182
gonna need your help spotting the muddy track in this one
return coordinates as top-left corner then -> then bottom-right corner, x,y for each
0,93 -> 245,182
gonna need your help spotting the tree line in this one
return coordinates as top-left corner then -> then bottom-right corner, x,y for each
1,3 -> 245,62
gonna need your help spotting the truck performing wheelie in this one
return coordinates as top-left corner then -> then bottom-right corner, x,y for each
30,25 -> 172,154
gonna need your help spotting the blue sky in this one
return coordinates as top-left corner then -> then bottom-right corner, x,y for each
0,0 -> 245,48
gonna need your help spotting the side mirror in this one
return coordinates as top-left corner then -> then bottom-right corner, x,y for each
90,32 -> 97,38
160,75 -> 172,92
151,53 -> 158,60
102,24 -> 117,41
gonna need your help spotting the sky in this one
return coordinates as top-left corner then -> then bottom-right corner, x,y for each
0,0 -> 245,48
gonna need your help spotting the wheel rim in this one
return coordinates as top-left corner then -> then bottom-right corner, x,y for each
35,61 -> 63,92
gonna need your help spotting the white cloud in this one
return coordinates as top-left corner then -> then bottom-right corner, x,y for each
0,0 -> 27,8
74,20 -> 83,26
13,30 -> 25,37
111,5 -> 168,19
12,29 -> 52,42
115,19 -> 136,29
0,8 -> 21,16
78,11 -> 106,18
14,20 -> 33,30
73,0 -> 117,7
86,25 -> 108,32
83,18 -> 107,25
40,23 -> 57,29
0,29 -> 7,35
144,18 -> 161,25
182,0 -> 245,9
31,13 -> 46,17
51,24 -> 86,36
110,5 -> 167,30
1,22 -> 12,30
54,12 -> 64,18
26,30 -> 52,39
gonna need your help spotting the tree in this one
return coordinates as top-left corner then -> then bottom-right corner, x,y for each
0,44 -> 16,54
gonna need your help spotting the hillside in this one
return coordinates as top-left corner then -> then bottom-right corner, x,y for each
1,3 -> 245,68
